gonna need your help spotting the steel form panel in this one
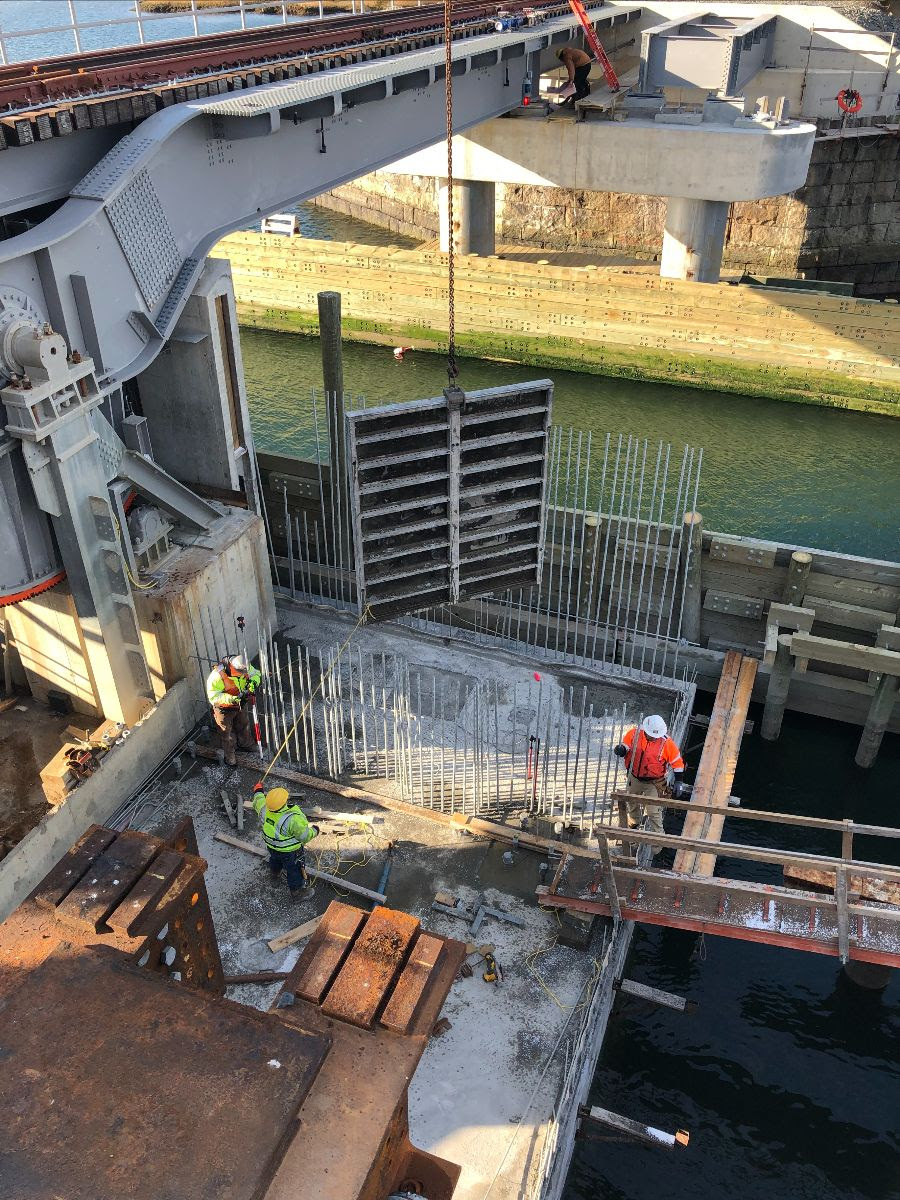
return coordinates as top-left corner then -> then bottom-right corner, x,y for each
347,381 -> 552,620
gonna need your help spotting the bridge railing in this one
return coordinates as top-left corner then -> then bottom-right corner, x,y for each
0,0 -> 389,66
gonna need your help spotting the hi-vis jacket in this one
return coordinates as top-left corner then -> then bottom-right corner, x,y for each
206,662 -> 261,708
252,792 -> 317,854
622,727 -> 685,780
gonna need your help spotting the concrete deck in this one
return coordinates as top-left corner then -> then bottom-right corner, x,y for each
139,755 -> 616,1200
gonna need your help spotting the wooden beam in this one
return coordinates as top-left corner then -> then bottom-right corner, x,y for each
214,833 -> 387,903
803,595 -> 896,635
462,813 -> 900,882
675,652 -> 756,875
612,791 -> 900,840
616,978 -> 696,1013
581,1105 -> 690,1150
788,633 -> 900,676
268,915 -> 323,954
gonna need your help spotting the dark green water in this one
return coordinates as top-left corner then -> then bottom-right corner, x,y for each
242,319 -> 900,562
239,206 -> 900,1200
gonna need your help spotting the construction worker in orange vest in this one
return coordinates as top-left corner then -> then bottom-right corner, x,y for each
614,715 -> 686,837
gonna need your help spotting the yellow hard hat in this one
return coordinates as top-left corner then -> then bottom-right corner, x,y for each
266,787 -> 290,812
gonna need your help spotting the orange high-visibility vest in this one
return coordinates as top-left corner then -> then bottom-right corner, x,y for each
622,727 -> 684,780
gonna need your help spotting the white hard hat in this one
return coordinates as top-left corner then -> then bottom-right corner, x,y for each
229,654 -> 249,672
641,715 -> 667,739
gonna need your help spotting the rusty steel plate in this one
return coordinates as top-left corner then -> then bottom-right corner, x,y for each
0,946 -> 330,1200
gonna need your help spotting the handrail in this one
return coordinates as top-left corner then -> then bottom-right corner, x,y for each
0,0 -> 318,66
612,790 -> 900,841
590,818 -> 900,882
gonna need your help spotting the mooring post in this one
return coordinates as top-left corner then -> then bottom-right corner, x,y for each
782,550 -> 812,606
680,511 -> 703,644
761,634 -> 793,741
317,290 -> 348,555
855,671 -> 899,768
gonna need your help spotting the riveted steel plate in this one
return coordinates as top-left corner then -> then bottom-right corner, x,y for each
107,169 -> 181,309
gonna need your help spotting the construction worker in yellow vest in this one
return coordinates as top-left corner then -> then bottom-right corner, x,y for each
614,715 -> 686,837
206,655 -> 261,766
251,782 -> 319,897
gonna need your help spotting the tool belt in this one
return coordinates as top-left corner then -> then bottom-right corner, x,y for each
633,775 -> 671,798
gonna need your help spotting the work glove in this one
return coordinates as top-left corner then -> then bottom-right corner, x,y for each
671,779 -> 687,800
613,744 -> 627,758
253,781 -> 265,794
312,825 -> 321,836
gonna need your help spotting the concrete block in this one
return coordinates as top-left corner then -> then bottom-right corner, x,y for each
5,586 -> 100,717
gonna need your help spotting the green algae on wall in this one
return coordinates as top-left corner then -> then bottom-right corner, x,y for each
234,302 -> 900,418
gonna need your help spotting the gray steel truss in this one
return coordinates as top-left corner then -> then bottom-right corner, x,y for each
0,9 -> 610,389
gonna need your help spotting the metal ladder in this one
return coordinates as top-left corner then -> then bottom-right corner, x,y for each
567,0 -> 619,91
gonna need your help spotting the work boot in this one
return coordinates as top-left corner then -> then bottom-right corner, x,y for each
290,885 -> 316,901
237,740 -> 256,753
225,753 -> 237,767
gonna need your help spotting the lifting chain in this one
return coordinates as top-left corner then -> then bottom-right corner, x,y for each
443,0 -> 459,383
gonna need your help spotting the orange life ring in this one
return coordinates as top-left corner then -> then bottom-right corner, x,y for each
837,88 -> 863,114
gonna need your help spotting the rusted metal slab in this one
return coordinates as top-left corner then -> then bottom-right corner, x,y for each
380,932 -> 446,1035
0,945 -> 330,1200
322,906 -> 420,1029
290,902 -> 366,1003
55,829 -> 162,931
32,824 -> 117,910
106,848 -> 184,936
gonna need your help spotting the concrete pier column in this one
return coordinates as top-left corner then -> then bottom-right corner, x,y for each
660,197 -> 729,283
438,178 -> 496,256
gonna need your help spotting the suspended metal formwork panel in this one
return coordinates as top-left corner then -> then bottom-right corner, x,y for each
346,382 -> 552,620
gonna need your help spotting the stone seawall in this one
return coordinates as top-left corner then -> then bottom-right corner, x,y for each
312,129 -> 900,295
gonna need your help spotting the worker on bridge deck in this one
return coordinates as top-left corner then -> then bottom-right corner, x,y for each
556,45 -> 592,104
206,654 -> 261,766
252,783 -> 319,898
614,715 -> 685,837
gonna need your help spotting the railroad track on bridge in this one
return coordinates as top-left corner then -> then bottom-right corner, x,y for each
0,0 -> 570,119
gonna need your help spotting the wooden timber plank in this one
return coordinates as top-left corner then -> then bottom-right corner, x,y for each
321,906 -> 419,1029
804,595 -> 897,635
267,915 -> 323,954
32,825 -> 117,911
789,633 -> 900,675
214,832 -> 387,902
674,652 -> 755,876
806,571 -> 900,610
55,830 -> 162,931
288,901 -> 365,1004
